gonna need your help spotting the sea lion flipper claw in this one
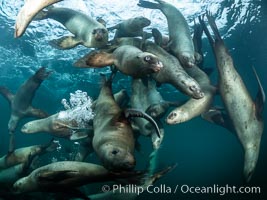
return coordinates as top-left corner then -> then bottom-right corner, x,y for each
125,108 -> 161,138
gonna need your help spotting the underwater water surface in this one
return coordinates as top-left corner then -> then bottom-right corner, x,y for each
0,0 -> 267,199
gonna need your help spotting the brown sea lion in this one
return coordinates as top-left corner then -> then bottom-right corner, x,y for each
75,45 -> 163,78
14,0 -> 62,38
21,111 -> 93,140
0,139 -> 58,170
12,161 -> 144,194
166,65 -> 216,124
35,7 -> 108,49
138,0 -> 197,68
93,74 -> 161,171
108,16 -> 152,39
200,13 -> 265,182
0,67 -> 50,152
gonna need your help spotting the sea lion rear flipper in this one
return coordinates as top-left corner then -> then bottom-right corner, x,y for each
251,66 -> 265,120
0,86 -> 14,103
49,36 -> 82,50
125,108 -> 161,138
42,138 -> 60,152
201,107 -> 235,133
38,170 -> 78,182
205,12 -> 222,41
137,0 -> 160,9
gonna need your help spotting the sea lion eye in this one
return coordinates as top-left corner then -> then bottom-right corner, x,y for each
144,56 -> 151,62
92,30 -> 96,34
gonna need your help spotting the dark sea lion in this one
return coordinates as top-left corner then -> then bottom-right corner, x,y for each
75,45 -> 163,78
14,0 -> 62,38
13,161 -> 144,193
142,40 -> 204,99
166,65 -> 216,124
192,19 -> 213,75
0,139 -> 58,170
108,16 -> 152,39
0,67 -> 50,152
130,78 -> 166,149
200,14 -> 265,182
21,111 -> 93,140
36,7 -> 108,49
138,0 -> 196,68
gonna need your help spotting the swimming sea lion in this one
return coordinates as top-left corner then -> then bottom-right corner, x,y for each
166,65 -> 216,124
200,14 -> 265,182
36,7 -> 108,49
138,0 -> 197,68
0,67 -> 50,152
75,45 -> 163,78
130,78 -> 166,149
108,16 -> 152,39
0,139 -> 58,170
93,73 -> 161,171
13,161 -> 144,193
21,110 -> 93,140
142,40 -> 204,99
14,0 -> 62,38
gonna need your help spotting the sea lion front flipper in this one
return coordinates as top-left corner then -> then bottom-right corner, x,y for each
27,107 -> 49,118
251,66 -> 265,120
37,170 -> 78,182
201,108 -> 235,133
152,28 -> 163,46
74,51 -> 115,68
0,86 -> 14,104
125,108 -> 161,138
49,36 -> 83,50
69,131 -> 89,140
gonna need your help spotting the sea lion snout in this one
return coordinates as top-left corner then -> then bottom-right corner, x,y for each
92,28 -> 107,41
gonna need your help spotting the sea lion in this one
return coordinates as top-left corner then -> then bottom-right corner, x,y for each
14,0 -> 62,38
75,45 -> 163,78
35,7 -> 108,49
0,67 -> 50,152
21,110 -> 93,140
13,161 -> 144,193
108,16 -> 152,39
93,74 -> 161,171
199,14 -> 265,182
142,40 -> 204,99
130,78 -> 167,149
192,19 -> 213,75
166,65 -> 216,124
138,0 -> 197,68
152,28 -> 170,51
0,139 -> 58,170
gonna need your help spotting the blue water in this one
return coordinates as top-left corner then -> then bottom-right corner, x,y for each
0,0 -> 266,199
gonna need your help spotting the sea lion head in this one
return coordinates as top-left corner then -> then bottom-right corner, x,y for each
13,177 -> 33,193
92,28 -> 108,42
177,73 -> 204,99
138,52 -> 163,74
100,143 -> 135,171
132,16 -> 151,28
21,121 -> 36,134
